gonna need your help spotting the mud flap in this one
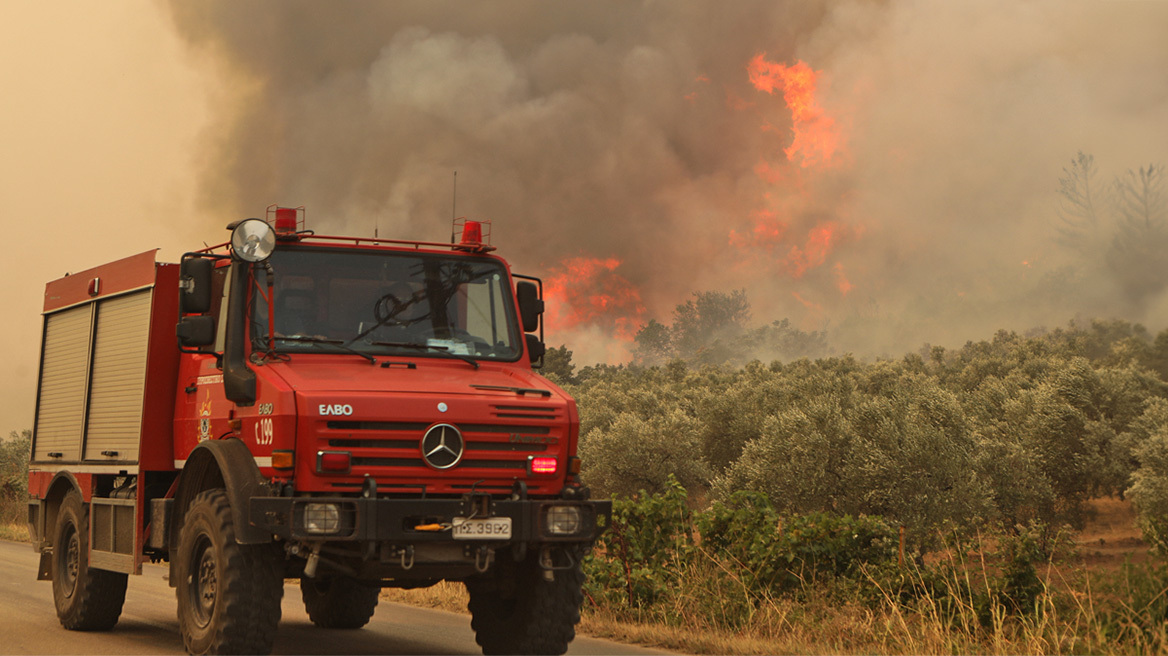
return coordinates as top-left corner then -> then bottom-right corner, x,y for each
37,549 -> 52,581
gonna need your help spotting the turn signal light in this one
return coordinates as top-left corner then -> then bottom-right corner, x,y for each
528,456 -> 557,475
272,450 -> 294,469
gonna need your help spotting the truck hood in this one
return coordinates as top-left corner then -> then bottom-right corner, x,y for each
261,355 -> 561,399
258,355 -> 576,497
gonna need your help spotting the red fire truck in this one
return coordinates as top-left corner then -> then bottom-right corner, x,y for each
26,207 -> 609,655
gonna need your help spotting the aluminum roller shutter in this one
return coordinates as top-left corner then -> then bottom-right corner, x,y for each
33,305 -> 93,461
83,290 -> 152,462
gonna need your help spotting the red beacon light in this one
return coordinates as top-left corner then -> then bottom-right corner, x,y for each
461,221 -> 482,245
452,217 -> 495,252
267,204 -> 306,240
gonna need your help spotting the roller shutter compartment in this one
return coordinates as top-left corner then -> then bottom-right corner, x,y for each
83,290 -> 152,462
33,306 -> 94,462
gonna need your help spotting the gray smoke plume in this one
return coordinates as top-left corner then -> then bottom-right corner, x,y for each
165,0 -> 1168,363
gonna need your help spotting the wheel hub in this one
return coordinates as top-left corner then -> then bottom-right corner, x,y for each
189,539 -> 218,627
61,528 -> 79,597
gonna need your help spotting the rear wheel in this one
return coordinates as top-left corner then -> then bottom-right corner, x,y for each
51,492 -> 127,630
465,548 -> 585,655
300,576 -> 380,629
175,489 -> 283,655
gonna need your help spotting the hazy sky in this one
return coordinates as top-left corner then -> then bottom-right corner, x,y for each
0,2 -> 210,434
3,1 -> 1167,436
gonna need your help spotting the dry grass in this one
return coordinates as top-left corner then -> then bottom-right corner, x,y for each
0,522 -> 28,542
373,501 -> 1167,655
376,575 -> 1154,656
3,491 -> 1160,654
371,568 -> 996,654
1077,496 -> 1151,570
0,497 -> 28,542
379,580 -> 470,614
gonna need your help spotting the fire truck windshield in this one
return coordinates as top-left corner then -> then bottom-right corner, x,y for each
252,247 -> 522,362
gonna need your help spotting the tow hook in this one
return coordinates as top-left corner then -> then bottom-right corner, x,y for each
462,492 -> 492,518
538,545 -> 575,580
472,545 -> 493,573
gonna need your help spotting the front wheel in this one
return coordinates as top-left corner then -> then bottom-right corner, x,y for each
51,492 -> 127,630
175,489 -> 283,655
465,548 -> 585,655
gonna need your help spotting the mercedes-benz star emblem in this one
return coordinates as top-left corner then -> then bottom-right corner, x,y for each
421,423 -> 464,470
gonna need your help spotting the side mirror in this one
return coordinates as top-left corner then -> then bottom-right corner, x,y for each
525,333 -> 546,365
516,281 -> 543,333
177,315 -> 215,347
180,258 -> 214,314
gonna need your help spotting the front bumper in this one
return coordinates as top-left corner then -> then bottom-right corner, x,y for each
250,494 -> 612,544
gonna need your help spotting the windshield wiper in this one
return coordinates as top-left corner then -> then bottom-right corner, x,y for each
343,290 -> 428,347
273,336 -> 377,365
371,341 -> 480,369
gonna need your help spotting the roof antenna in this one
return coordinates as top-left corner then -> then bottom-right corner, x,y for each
451,170 -> 458,243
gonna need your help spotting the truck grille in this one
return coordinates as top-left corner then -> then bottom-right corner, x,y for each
319,402 -> 564,488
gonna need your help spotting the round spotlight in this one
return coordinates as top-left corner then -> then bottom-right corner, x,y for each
230,218 -> 276,262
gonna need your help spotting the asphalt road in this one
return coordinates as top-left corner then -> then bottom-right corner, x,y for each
0,540 -> 668,655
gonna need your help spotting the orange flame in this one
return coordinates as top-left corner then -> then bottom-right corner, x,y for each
747,54 -> 841,169
729,209 -> 788,253
542,257 -> 646,341
785,222 -> 842,278
723,53 -> 858,305
833,262 -> 853,296
791,291 -> 823,314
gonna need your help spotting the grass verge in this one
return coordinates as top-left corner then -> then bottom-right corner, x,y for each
376,551 -> 1168,655
0,497 -> 28,542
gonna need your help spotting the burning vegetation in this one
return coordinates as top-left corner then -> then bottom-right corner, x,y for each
166,1 -> 1168,364
537,49 -> 854,359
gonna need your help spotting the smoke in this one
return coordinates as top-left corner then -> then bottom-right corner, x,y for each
165,0 -> 1168,363
0,1 -> 211,432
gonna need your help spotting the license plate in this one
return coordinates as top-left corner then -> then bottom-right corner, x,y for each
452,516 -> 512,540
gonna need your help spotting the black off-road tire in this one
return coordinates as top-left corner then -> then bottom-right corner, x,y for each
300,576 -> 380,629
175,489 -> 284,655
51,492 -> 128,630
465,549 -> 585,655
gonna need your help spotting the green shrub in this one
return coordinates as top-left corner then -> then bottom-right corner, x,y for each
696,493 -> 897,596
1128,426 -> 1168,554
0,430 -> 31,535
587,478 -> 901,628
0,430 -> 31,501
584,476 -> 694,610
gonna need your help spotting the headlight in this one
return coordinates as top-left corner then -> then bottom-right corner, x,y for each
304,503 -> 340,534
544,505 -> 583,536
230,218 -> 276,263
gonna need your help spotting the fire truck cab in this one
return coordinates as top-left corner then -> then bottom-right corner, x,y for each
27,208 -> 609,655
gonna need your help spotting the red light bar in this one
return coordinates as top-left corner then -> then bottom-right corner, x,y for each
460,220 -> 482,245
451,217 -> 495,252
275,207 -> 297,234
529,456 -> 557,475
267,204 -> 306,241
